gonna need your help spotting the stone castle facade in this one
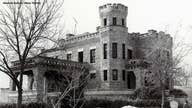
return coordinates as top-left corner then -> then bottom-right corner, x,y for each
46,3 -> 173,98
5,3 -> 172,103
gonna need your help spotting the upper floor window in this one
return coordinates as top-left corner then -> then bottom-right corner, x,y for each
90,73 -> 96,79
90,49 -> 96,63
113,17 -> 117,25
122,19 -> 125,26
67,53 -> 72,61
78,51 -> 83,62
103,70 -> 108,81
103,43 -> 107,59
122,70 -> 125,81
165,51 -> 170,59
104,18 -> 107,26
112,69 -> 118,80
122,44 -> 125,59
112,43 -> 118,58
127,49 -> 133,59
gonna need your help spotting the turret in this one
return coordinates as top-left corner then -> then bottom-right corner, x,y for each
99,3 -> 128,28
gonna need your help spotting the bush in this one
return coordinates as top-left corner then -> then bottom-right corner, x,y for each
169,88 -> 187,98
82,99 -> 187,108
0,99 -> 185,108
82,99 -> 162,108
132,87 -> 162,99
0,103 -> 48,108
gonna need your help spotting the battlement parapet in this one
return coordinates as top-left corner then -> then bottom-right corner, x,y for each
62,32 -> 99,44
99,3 -> 127,12
129,30 -> 172,41
145,29 -> 171,38
125,59 -> 150,69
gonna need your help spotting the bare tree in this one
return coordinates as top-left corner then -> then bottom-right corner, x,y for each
144,30 -> 192,108
0,0 -> 64,108
174,64 -> 192,86
46,67 -> 89,108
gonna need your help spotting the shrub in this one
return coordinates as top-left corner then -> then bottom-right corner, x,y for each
82,99 -> 162,108
132,87 -> 162,99
82,99 -> 187,108
0,103 -> 47,108
169,88 -> 187,98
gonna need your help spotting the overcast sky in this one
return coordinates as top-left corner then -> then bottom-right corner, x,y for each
0,0 -> 192,88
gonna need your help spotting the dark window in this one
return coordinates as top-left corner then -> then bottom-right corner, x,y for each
127,49 -> 133,59
90,49 -> 96,63
127,71 -> 136,89
166,51 -> 169,58
113,17 -> 117,25
67,54 -> 72,61
122,44 -> 125,59
90,73 -> 96,79
104,18 -> 107,26
112,43 -> 118,58
78,51 -> 83,62
112,69 -> 118,80
122,70 -> 125,81
103,43 -> 107,59
122,19 -> 125,26
103,70 -> 108,81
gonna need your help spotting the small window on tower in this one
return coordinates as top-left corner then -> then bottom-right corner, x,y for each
122,19 -> 125,26
122,44 -> 125,59
113,17 -> 117,25
112,43 -> 118,58
103,43 -> 107,59
104,18 -> 107,26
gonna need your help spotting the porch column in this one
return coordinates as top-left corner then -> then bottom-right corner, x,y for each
32,68 -> 38,90
27,74 -> 34,90
9,79 -> 16,91
43,77 -> 48,103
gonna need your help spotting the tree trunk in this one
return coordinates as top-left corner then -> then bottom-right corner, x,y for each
16,62 -> 24,108
17,88 -> 23,108
161,89 -> 164,108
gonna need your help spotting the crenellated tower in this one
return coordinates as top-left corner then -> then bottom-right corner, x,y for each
98,4 -> 132,91
99,3 -> 128,28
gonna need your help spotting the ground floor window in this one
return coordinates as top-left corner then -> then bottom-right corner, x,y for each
112,69 -> 118,80
122,70 -> 125,81
127,71 -> 136,89
103,70 -> 108,81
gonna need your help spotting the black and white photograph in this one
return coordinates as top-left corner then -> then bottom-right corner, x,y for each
0,0 -> 192,108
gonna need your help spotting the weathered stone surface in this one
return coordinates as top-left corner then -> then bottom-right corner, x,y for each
5,3 -> 173,103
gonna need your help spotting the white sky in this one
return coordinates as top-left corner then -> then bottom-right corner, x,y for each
0,0 -> 192,88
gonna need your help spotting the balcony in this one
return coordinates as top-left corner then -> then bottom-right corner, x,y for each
125,59 -> 150,69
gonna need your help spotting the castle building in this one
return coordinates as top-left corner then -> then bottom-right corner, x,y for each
6,3 -> 172,102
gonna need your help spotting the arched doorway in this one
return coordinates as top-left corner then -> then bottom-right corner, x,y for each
127,71 -> 136,89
